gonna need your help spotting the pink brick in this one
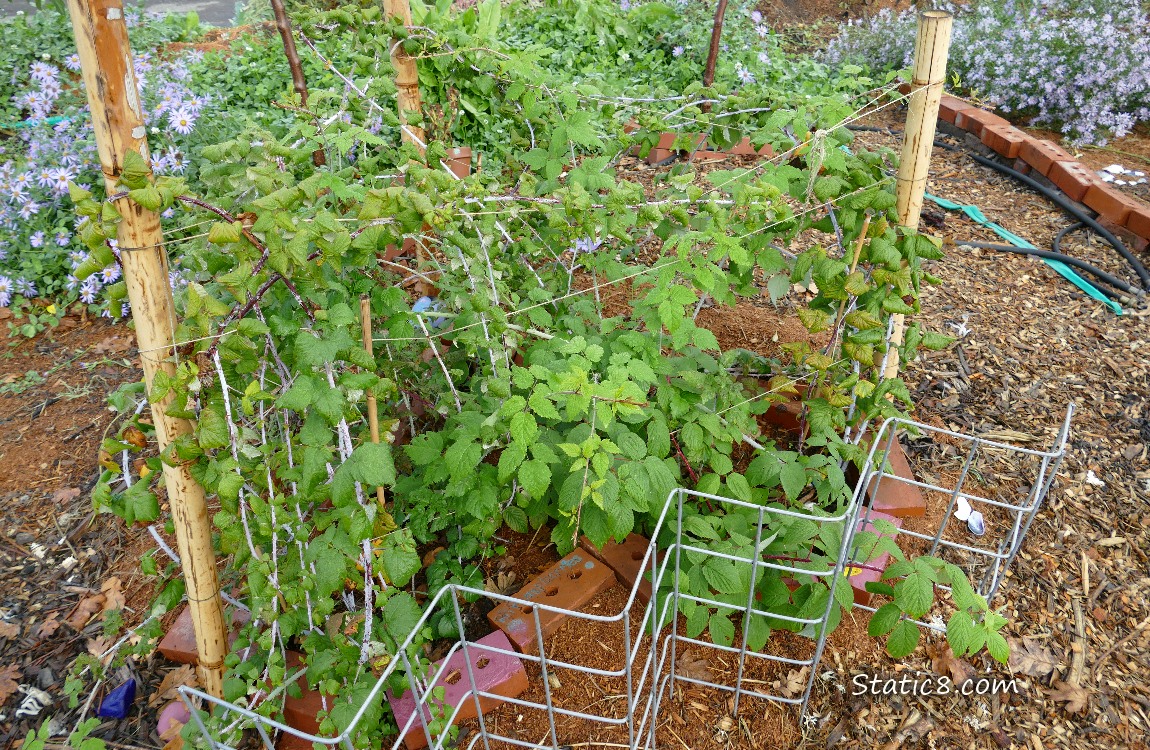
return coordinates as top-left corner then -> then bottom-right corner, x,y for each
388,630 -> 528,750
849,510 -> 904,605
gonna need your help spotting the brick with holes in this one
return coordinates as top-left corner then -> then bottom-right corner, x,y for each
387,630 -> 528,750
486,549 -> 617,652
579,533 -> 660,604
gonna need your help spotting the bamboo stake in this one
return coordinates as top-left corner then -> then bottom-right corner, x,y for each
66,0 -> 227,697
383,0 -> 426,153
360,296 -> 386,507
883,9 -> 953,382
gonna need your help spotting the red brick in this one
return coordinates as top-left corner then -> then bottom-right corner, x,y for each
389,630 -> 528,750
1127,205 -> 1150,240
444,146 -> 471,178
579,533 -> 658,604
646,147 -> 673,165
1049,160 -> 1104,202
860,434 -> 926,518
1019,138 -> 1074,177
1083,184 -> 1146,226
953,108 -> 1010,138
276,732 -> 317,750
762,398 -> 803,434
282,652 -> 329,736
487,549 -> 617,653
157,605 -> 250,665
848,509 -> 903,606
728,137 -> 760,156
1011,158 -> 1033,176
980,124 -> 1028,160
938,95 -> 972,125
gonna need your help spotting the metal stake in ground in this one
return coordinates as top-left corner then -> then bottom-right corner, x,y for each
65,0 -> 227,697
884,9 -> 953,382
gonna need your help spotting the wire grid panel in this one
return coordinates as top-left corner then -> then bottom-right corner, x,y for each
849,406 -> 1074,626
178,481 -> 872,750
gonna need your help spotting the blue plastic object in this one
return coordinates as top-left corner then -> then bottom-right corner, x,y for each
97,679 -> 136,719
412,296 -> 446,328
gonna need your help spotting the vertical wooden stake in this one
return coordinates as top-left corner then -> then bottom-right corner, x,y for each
383,0 -> 426,154
884,9 -> 953,382
360,296 -> 386,507
66,0 -> 227,697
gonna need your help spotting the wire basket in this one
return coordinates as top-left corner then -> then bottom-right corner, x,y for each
179,410 -> 1071,750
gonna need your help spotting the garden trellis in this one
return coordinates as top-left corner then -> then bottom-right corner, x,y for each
56,1 -> 1060,747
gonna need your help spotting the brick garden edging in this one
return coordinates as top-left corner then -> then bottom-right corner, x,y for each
637,97 -> 1150,244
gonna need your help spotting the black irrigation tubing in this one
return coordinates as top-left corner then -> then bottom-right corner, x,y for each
952,241 -> 1135,299
846,124 -> 1150,294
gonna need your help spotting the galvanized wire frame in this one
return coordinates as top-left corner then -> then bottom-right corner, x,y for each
178,409 -> 1071,749
848,405 -> 1074,631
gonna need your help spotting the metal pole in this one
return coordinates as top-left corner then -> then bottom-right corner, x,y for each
883,9 -> 953,382
65,0 -> 227,697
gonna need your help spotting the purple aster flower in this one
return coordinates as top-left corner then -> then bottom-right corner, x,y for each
672,45 -> 684,57
168,108 -> 196,135
64,54 -> 82,72
29,231 -> 45,248
100,265 -> 122,284
14,278 -> 36,297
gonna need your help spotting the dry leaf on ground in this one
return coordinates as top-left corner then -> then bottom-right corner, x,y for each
149,664 -> 198,707
87,636 -> 114,665
1007,637 -> 1059,677
100,577 -> 126,615
775,666 -> 810,698
926,641 -> 975,685
1046,679 -> 1089,714
36,617 -> 61,639
676,652 -> 712,681
484,571 -> 519,597
0,664 -> 21,704
50,487 -> 81,503
66,592 -> 106,629
0,621 -> 19,639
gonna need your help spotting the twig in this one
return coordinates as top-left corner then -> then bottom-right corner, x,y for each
1091,614 -> 1150,684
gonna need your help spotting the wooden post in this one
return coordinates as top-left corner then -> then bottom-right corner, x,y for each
66,0 -> 227,697
383,0 -> 426,153
360,297 -> 386,507
883,9 -> 952,382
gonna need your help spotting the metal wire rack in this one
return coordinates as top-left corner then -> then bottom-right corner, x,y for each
179,409 -> 1071,750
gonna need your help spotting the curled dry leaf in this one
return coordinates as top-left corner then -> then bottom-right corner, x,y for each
150,664 -> 198,707
0,664 -> 22,704
101,577 -> 126,615
676,652 -> 712,682
0,621 -> 20,639
1045,679 -> 1089,714
66,592 -> 106,630
1007,637 -> 1058,677
926,640 -> 975,685
774,666 -> 810,698
485,571 -> 519,597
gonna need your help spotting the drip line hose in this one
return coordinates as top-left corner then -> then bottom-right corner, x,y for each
845,124 -> 1150,295
952,241 -> 1134,299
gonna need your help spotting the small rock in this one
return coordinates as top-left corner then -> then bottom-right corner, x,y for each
157,700 -> 191,738
97,679 -> 136,719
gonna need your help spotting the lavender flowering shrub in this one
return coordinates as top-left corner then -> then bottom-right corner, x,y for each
822,0 -> 1150,145
0,7 -> 205,318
